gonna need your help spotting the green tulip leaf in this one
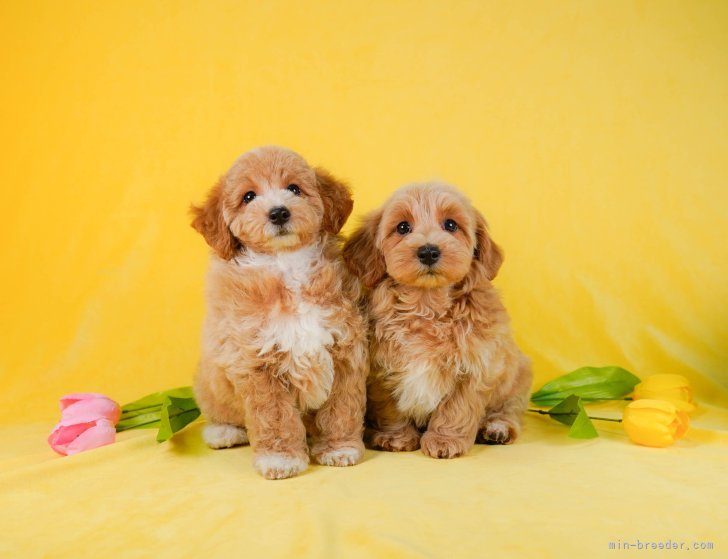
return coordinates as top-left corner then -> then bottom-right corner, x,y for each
546,395 -> 598,439
121,386 -> 195,413
156,396 -> 201,443
568,407 -> 599,439
547,395 -> 582,426
118,388 -> 201,440
531,366 -> 640,406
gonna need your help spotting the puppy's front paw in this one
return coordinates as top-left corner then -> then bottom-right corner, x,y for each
480,419 -> 518,445
420,431 -> 471,459
368,427 -> 421,452
253,453 -> 309,480
313,445 -> 363,467
203,423 -> 249,449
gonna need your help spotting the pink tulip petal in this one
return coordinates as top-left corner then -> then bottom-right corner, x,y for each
64,419 -> 117,455
62,397 -> 121,424
48,437 -> 68,456
59,393 -> 110,411
48,422 -> 97,455
50,422 -> 94,445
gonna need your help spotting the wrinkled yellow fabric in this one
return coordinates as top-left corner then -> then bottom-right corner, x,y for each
0,1 -> 726,557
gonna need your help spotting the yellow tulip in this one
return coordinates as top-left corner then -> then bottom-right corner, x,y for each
623,399 -> 689,448
632,374 -> 695,412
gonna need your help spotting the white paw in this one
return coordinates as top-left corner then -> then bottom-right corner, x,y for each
203,423 -> 248,449
482,419 -> 514,445
315,446 -> 362,467
254,453 -> 308,480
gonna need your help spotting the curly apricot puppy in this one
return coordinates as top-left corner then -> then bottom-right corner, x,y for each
191,146 -> 367,479
343,182 -> 532,459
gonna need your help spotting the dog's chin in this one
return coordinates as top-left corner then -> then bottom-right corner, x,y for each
265,232 -> 303,251
410,271 -> 451,289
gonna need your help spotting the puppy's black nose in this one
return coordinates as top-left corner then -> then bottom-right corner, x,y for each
417,244 -> 441,266
269,206 -> 290,226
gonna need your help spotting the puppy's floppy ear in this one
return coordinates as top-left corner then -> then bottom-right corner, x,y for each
343,209 -> 387,288
315,167 -> 354,234
190,178 -> 241,260
472,209 -> 504,280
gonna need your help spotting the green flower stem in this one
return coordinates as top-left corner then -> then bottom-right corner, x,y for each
116,408 -> 197,432
120,404 -> 163,416
527,408 -> 623,423
116,419 -> 160,432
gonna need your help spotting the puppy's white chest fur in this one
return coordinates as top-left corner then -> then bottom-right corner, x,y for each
393,361 -> 454,426
235,245 -> 335,409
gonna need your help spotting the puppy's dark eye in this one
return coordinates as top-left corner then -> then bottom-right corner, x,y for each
242,191 -> 256,204
396,221 -> 412,235
443,219 -> 458,232
286,184 -> 301,196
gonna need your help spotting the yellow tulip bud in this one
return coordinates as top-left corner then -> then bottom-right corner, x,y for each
632,374 -> 695,412
623,399 -> 689,448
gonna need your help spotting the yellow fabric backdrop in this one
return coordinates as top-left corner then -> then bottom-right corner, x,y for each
1,1 -> 726,557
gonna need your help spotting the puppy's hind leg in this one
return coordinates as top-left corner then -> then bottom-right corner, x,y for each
194,366 -> 249,449
203,423 -> 249,449
479,356 -> 532,445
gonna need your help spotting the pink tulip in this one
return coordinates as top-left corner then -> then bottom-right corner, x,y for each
48,393 -> 121,456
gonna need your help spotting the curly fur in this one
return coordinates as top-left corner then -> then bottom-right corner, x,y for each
343,182 -> 532,459
191,146 -> 367,479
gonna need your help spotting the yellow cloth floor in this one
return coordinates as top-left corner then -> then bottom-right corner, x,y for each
1,408 -> 726,558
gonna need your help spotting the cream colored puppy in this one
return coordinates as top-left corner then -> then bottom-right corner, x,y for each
343,182 -> 532,458
192,146 -> 367,479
